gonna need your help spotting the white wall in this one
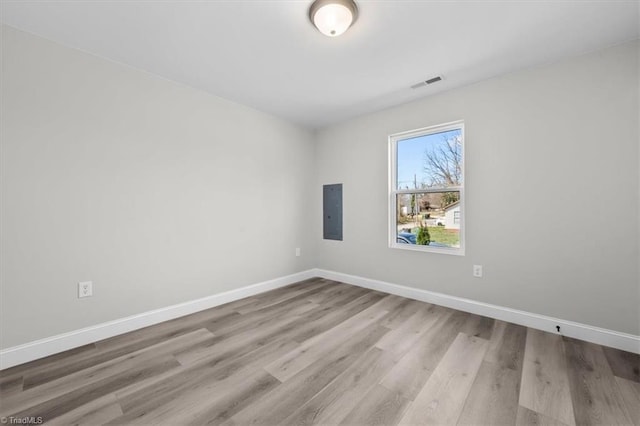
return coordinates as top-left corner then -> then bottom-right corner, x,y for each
2,24 -> 638,353
0,25 -> 316,349
315,41 -> 640,335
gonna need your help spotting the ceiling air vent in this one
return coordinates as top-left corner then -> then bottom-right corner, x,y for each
411,75 -> 443,89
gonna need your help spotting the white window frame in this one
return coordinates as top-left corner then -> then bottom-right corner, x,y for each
388,120 -> 465,256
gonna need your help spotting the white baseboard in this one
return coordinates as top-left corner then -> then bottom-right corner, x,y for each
3,267 -> 637,369
0,269 -> 316,370
313,268 -> 640,354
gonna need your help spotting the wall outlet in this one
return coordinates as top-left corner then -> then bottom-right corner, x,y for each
78,281 -> 93,298
473,265 -> 483,278
295,248 -> 301,257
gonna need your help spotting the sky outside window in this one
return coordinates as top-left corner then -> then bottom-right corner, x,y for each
397,129 -> 462,190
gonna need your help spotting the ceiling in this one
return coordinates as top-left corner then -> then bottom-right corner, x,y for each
1,1 -> 638,129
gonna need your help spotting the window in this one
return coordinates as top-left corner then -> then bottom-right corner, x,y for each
389,121 -> 464,255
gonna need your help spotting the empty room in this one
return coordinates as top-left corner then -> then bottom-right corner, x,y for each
1,0 -> 639,425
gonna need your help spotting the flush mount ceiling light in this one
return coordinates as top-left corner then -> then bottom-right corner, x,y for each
309,0 -> 358,37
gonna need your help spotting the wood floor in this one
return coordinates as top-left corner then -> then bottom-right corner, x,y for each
1,278 -> 638,425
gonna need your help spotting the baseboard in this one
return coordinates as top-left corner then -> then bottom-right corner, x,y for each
313,268 -> 640,354
0,269 -> 316,370
3,267 -> 637,369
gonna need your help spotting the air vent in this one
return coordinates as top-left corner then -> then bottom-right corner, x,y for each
410,75 -> 443,89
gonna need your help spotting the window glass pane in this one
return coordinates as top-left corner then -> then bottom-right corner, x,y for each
396,192 -> 461,248
397,128 -> 462,190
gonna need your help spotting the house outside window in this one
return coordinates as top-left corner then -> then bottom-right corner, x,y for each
389,121 -> 465,255
453,210 -> 461,225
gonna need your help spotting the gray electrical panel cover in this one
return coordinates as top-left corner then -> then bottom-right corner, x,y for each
323,184 -> 343,241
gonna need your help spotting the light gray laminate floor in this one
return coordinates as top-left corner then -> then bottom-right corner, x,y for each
0,278 -> 638,425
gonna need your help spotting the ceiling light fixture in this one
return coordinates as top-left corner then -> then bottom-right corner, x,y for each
309,0 -> 358,37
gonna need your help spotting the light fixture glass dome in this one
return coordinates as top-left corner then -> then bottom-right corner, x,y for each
309,0 -> 358,37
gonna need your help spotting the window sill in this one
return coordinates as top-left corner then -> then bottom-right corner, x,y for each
389,242 -> 465,256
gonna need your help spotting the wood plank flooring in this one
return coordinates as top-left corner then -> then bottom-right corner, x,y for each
0,278 -> 638,425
